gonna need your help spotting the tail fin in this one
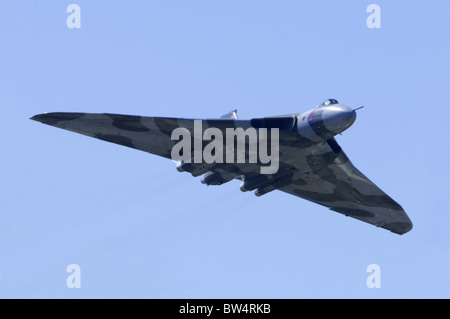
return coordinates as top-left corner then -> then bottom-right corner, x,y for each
220,109 -> 238,119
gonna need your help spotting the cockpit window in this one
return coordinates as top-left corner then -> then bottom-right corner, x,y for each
321,99 -> 339,106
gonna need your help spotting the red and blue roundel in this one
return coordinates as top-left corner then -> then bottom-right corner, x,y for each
308,112 -> 315,124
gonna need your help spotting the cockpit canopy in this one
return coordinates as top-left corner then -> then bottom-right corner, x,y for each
321,99 -> 339,106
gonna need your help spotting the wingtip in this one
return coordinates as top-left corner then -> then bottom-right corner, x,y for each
30,113 -> 47,122
29,112 -> 85,126
30,112 -> 57,125
387,221 -> 413,235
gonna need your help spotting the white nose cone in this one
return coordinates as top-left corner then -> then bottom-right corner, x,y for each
322,105 -> 357,134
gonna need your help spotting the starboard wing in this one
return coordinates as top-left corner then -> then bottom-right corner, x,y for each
278,138 -> 412,234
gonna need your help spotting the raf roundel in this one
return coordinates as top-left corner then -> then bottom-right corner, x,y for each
308,112 -> 315,124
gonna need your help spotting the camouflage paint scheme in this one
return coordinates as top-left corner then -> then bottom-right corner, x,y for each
31,99 -> 413,235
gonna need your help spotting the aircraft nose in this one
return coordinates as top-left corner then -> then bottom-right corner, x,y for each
322,105 -> 356,135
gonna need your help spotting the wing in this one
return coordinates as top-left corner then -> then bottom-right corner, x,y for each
31,112 -> 271,179
277,138 -> 412,235
30,112 -> 251,160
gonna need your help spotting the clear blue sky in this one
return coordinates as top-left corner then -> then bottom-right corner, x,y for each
0,1 -> 449,298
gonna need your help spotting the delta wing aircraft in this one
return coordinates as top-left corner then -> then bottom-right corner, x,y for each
31,99 -> 413,234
